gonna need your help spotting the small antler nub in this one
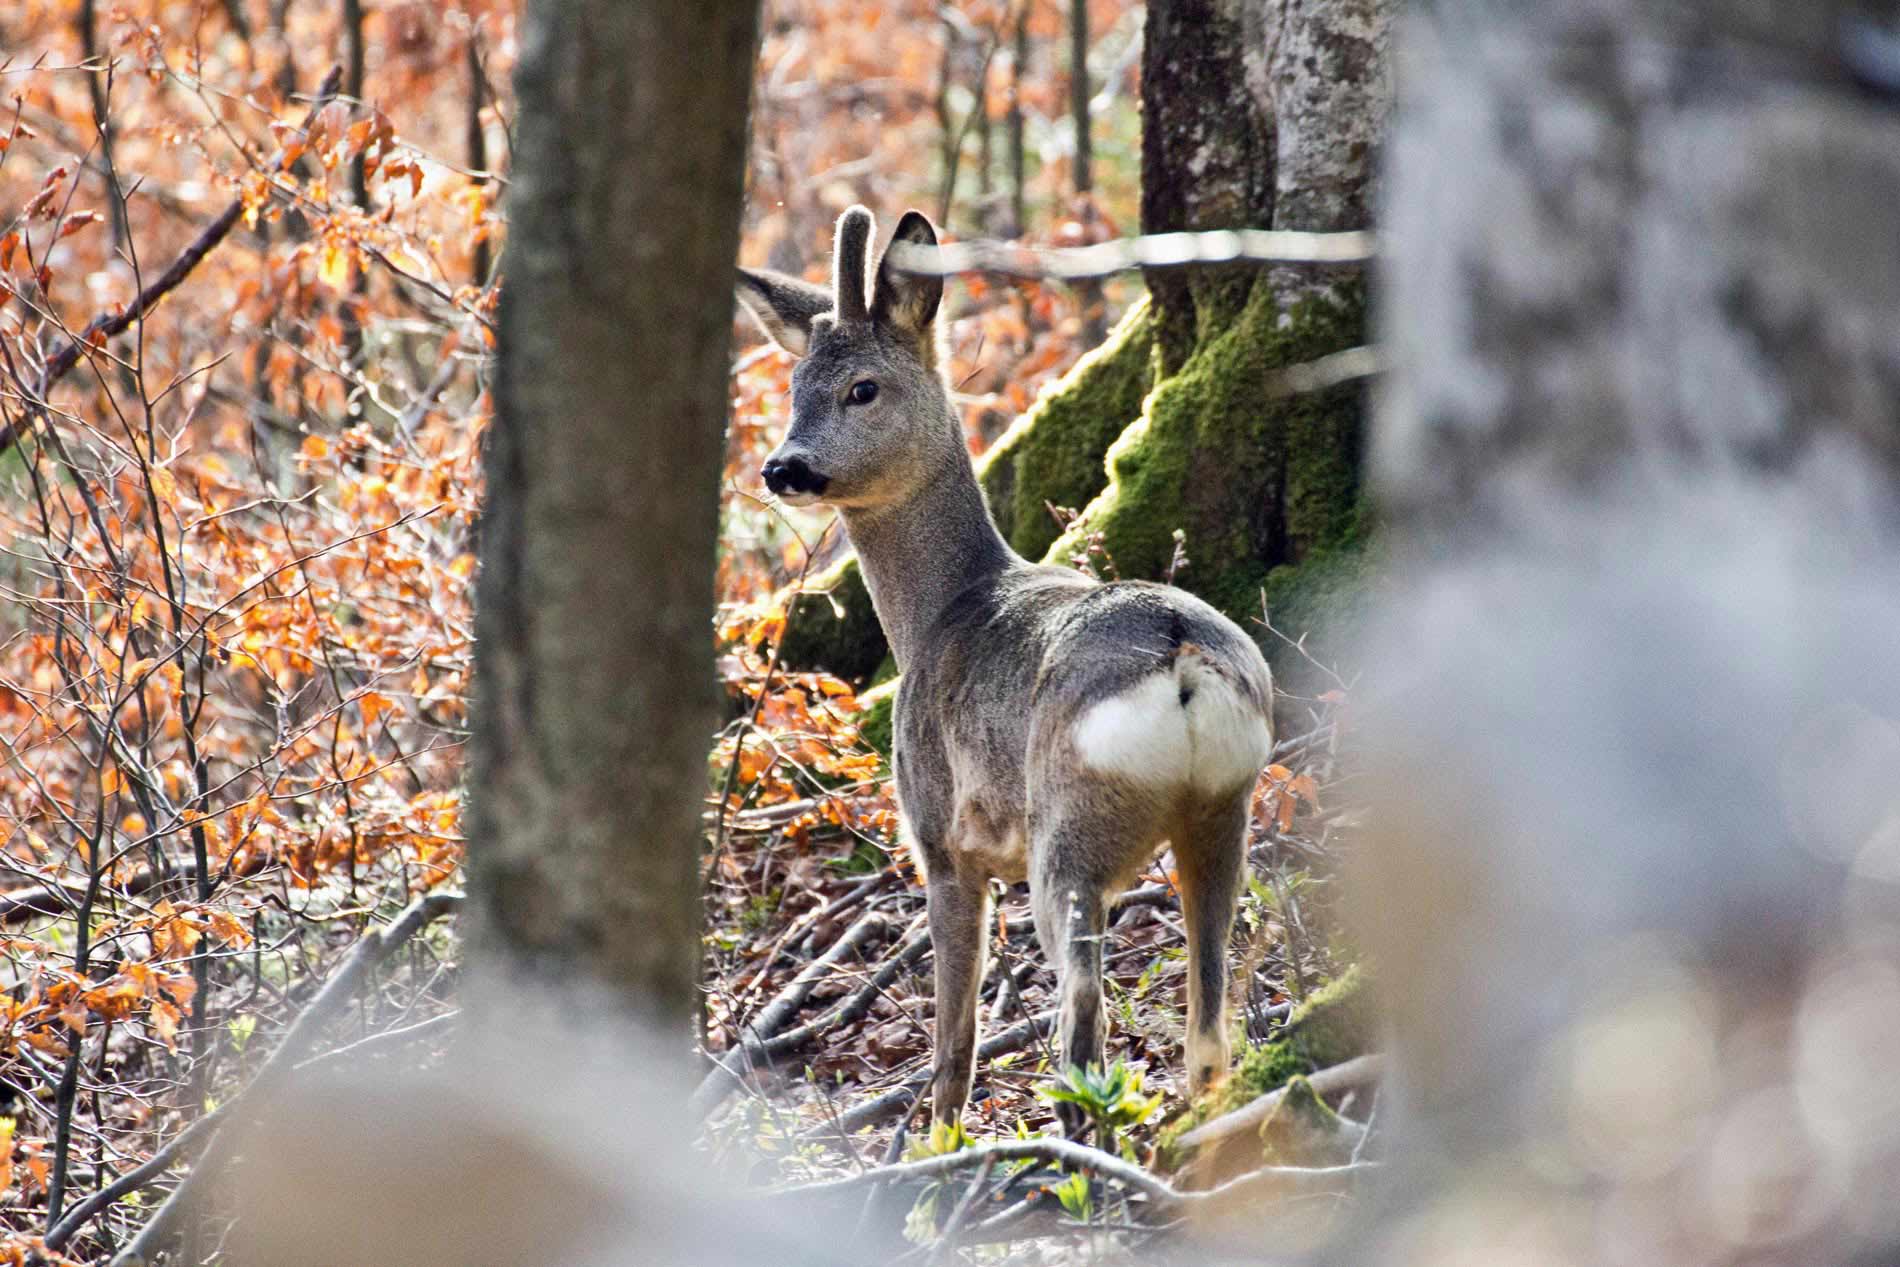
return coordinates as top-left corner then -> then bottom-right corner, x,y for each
832,206 -> 874,323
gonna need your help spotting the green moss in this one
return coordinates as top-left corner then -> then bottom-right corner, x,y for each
1257,1075 -> 1358,1167
772,555 -> 886,684
853,682 -> 896,759
977,297 -> 1156,561
1041,279 -> 1371,676
1157,965 -> 1373,1166
1261,521 -> 1378,698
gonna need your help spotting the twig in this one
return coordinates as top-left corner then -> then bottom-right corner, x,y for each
706,518 -> 836,877
0,65 -> 344,459
887,227 -> 1378,281
696,907 -> 893,1106
101,890 -> 462,1267
1171,1052 -> 1386,1155
691,919 -> 933,1121
804,1008 -> 1057,1141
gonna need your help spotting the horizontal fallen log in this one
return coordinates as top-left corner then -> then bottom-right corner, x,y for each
1172,1052 -> 1387,1156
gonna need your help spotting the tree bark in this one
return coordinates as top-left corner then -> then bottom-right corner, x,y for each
467,0 -> 760,1035
1375,2 -> 1900,528
1069,0 -> 1093,196
1139,0 -> 1275,374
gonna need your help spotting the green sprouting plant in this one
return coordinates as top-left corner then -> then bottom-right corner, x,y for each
1039,1061 -> 1163,1160
1050,1170 -> 1092,1222
740,887 -> 782,932
902,1117 -> 975,1243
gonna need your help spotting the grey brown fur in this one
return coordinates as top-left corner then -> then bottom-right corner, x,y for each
736,208 -> 1273,1128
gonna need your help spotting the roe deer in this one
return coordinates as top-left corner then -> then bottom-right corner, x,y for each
736,207 -> 1273,1128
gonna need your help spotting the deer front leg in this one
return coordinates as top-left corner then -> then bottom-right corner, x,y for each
926,872 -> 991,1128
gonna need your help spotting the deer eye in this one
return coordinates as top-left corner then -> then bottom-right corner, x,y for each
848,380 -> 879,406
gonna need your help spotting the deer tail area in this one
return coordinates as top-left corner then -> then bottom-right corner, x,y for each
1069,643 -> 1271,796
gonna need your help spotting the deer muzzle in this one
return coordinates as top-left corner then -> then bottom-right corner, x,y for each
762,453 -> 829,502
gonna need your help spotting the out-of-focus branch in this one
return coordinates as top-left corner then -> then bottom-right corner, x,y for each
1263,345 -> 1386,400
888,226 -> 1379,280
1172,1052 -> 1388,1155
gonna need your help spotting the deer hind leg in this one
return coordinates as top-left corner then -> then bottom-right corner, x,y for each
1174,788 -> 1251,1096
1030,820 -> 1116,1137
926,872 -> 990,1128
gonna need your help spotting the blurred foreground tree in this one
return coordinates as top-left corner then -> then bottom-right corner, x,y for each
1356,2 -> 1900,1261
467,0 -> 762,1030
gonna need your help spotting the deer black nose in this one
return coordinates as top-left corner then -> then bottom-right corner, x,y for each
762,455 -> 829,497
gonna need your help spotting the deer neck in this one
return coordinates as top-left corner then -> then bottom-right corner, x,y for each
840,449 -> 1014,672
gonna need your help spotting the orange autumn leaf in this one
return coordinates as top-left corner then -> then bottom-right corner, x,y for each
150,999 -> 182,1049
208,910 -> 252,946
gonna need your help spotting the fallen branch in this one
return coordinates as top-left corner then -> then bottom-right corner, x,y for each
0,64 -> 344,460
774,1136 -> 1178,1207
692,922 -> 934,1120
771,1135 -> 1375,1217
695,908 -> 897,1112
732,870 -> 891,1000
43,1007 -> 459,1253
98,889 -> 462,1267
887,227 -> 1378,282
802,1008 -> 1057,1141
1171,1052 -> 1387,1156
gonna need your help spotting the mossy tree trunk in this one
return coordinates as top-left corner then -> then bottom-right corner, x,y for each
1048,0 -> 1392,690
776,0 -> 1392,689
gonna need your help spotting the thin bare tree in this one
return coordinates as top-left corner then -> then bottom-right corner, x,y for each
465,0 -> 762,1037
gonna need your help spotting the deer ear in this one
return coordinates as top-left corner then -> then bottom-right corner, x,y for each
872,210 -> 943,340
735,268 -> 832,357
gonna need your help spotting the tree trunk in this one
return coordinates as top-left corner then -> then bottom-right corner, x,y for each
1007,5 -> 1030,237
467,0 -> 760,1034
1138,0 -> 1274,375
1355,5 -> 1900,1260
1047,0 -> 1390,689
1071,0 -> 1107,345
1375,3 -> 1900,526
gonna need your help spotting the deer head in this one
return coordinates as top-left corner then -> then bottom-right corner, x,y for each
736,207 -> 955,510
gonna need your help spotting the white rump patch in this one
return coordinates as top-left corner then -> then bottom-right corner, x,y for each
1071,652 -> 1270,795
